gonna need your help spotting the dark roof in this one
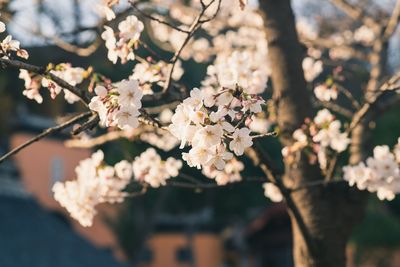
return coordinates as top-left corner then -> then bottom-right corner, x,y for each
0,195 -> 126,267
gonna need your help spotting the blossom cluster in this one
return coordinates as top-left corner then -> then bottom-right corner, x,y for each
0,15 -> 28,60
343,139 -> 400,201
132,148 -> 182,188
96,0 -> 117,21
53,148 -> 182,226
283,109 -> 350,171
129,59 -> 184,94
101,15 -> 144,64
18,63 -> 86,104
296,18 -> 376,62
314,83 -> 338,102
52,150 -> 132,227
147,0 -> 270,94
89,79 -> 143,130
302,56 -> 323,82
263,182 -> 283,202
202,50 -> 269,95
202,157 -> 244,185
169,86 -> 264,173
149,0 -> 266,63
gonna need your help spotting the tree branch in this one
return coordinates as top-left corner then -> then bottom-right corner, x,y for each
384,0 -> 400,40
0,58 -> 90,105
0,112 -> 92,164
329,0 -> 379,31
130,1 -> 190,34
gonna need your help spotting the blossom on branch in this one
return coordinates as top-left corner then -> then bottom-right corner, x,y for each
169,86 -> 265,176
132,148 -> 182,188
101,15 -> 144,64
314,84 -> 338,102
89,79 -> 143,130
53,148 -> 182,226
18,63 -> 87,104
202,157 -> 244,185
52,150 -> 131,227
263,182 -> 283,202
283,109 -> 350,172
343,140 -> 400,201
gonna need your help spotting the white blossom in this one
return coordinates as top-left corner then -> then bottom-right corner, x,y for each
202,158 -> 244,185
101,16 -> 144,64
114,160 -> 133,180
118,15 -> 144,41
314,84 -> 338,102
263,183 -> 283,202
229,127 -> 253,156
96,3 -> 116,21
314,108 -> 335,126
52,150 -> 131,227
132,148 -> 182,187
89,79 -> 143,130
343,143 -> 400,201
354,25 -> 375,45
303,57 -> 323,82
0,21 -> 5,33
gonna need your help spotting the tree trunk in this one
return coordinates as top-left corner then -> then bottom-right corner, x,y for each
259,1 -> 368,266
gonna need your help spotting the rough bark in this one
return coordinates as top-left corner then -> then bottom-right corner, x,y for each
259,1 -> 368,266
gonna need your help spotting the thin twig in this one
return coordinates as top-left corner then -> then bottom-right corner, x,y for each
329,0 -> 379,31
0,112 -> 92,164
384,0 -> 400,40
71,114 -> 100,135
130,1 -> 190,33
65,130 -> 135,148
162,0 -> 221,93
251,131 -> 277,139
325,153 -> 338,182
318,101 -> 353,118
126,185 -> 148,197
335,84 -> 361,110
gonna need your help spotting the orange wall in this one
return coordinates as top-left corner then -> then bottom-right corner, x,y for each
141,233 -> 223,267
10,133 -> 125,262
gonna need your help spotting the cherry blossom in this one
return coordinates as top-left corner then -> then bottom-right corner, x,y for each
394,138 -> 400,163
89,79 -> 143,130
202,157 -> 244,185
96,1 -> 116,21
263,183 -> 283,202
343,142 -> 400,201
132,148 -> 182,188
0,18 -> 5,33
353,25 -> 375,45
1,34 -> 28,59
52,150 -> 132,227
41,64 -> 85,103
314,84 -> 338,102
229,128 -> 253,156
19,70 -> 43,104
282,109 -> 349,171
129,60 -> 184,94
169,86 -> 265,171
101,15 -> 144,64
18,63 -> 86,104
302,57 -> 323,82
